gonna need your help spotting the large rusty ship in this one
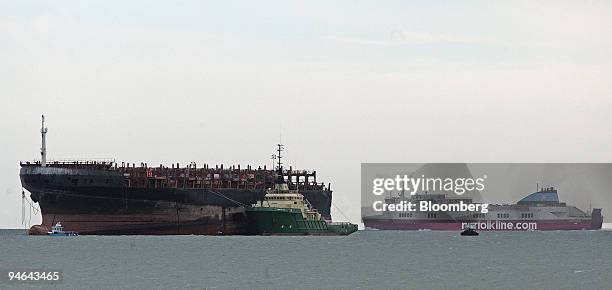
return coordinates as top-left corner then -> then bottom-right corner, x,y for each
20,116 -> 332,235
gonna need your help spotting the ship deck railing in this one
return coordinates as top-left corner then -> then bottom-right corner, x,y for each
20,160 -> 331,191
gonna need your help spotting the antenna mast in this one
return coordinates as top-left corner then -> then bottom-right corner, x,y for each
272,143 -> 286,187
276,143 -> 283,171
40,115 -> 48,167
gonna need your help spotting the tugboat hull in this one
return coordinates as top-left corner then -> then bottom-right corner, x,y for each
246,207 -> 357,236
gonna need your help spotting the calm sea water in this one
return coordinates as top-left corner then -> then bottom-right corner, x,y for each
1,229 -> 611,289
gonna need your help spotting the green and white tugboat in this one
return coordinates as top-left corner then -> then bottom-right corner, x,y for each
246,144 -> 358,236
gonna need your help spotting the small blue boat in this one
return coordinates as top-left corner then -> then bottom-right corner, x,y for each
47,222 -> 79,236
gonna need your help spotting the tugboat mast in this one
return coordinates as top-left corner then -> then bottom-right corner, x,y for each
274,143 -> 286,186
40,115 -> 48,167
276,143 -> 283,171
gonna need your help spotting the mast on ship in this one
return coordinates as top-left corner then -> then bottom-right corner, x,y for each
276,144 -> 283,173
274,144 -> 288,189
40,115 -> 48,167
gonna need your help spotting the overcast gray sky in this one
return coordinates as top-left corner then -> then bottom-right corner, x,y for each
1,1 -> 612,228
